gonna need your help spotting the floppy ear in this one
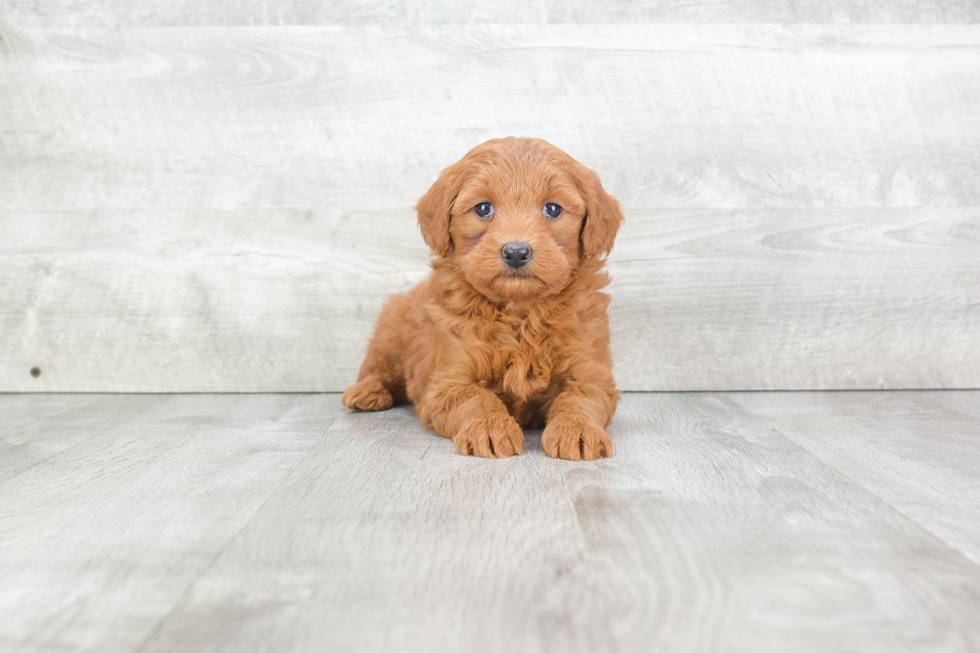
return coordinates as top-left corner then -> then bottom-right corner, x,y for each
577,165 -> 625,260
415,158 -> 468,257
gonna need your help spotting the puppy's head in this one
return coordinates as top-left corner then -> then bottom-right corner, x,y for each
416,137 -> 624,302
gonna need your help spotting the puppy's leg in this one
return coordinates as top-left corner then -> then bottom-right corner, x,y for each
342,376 -> 394,412
417,382 -> 524,458
342,295 -> 411,412
542,382 -> 618,460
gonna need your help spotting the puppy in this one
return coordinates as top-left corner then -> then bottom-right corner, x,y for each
342,137 -> 624,460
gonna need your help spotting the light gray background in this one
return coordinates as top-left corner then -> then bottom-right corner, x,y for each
2,3 -> 979,392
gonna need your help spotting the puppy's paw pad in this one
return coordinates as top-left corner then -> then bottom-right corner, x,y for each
542,419 -> 612,461
342,378 -> 393,412
453,415 -> 524,458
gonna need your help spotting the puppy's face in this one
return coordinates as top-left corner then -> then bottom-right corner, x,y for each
417,138 -> 624,302
449,148 -> 588,301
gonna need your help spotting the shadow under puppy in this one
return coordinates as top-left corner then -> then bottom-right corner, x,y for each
343,137 -> 624,460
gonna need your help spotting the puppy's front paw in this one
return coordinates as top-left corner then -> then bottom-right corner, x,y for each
542,418 -> 612,460
453,415 -> 524,458
342,377 -> 393,412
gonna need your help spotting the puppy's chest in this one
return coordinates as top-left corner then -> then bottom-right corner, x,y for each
479,317 -> 567,400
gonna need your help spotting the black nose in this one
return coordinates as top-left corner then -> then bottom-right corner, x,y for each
501,242 -> 533,268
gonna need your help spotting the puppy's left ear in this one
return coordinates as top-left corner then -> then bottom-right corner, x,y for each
577,165 -> 625,260
416,158 -> 467,257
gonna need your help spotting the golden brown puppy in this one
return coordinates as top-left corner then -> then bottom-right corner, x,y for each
342,137 -> 624,460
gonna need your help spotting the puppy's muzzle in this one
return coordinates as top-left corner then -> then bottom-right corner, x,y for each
501,242 -> 533,269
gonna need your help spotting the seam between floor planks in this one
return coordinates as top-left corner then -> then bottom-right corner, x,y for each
719,392 -> 980,566
130,406 -> 352,652
0,394 -> 348,653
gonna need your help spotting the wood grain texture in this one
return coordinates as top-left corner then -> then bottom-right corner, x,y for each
573,393 -> 980,652
0,207 -> 428,393
2,207 -> 977,392
731,391 -> 980,564
5,0 -> 980,27
0,393 -> 345,653
3,25 -> 980,211
2,24 -> 980,391
3,392 -> 978,652
0,393 -> 168,481
609,207 -> 980,391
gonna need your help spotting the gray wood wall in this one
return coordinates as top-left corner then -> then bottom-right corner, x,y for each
2,4 -> 979,392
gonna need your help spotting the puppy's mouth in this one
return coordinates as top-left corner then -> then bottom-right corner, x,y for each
458,258 -> 560,301
487,268 -> 551,299
503,266 -> 534,279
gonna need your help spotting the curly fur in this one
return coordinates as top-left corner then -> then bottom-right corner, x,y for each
342,137 -> 624,460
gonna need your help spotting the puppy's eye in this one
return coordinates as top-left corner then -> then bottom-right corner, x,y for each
543,203 -> 563,219
474,202 -> 494,219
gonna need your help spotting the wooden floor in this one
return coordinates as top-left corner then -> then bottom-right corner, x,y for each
1,392 -> 979,652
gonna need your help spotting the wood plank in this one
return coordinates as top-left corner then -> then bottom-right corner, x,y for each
568,393 -> 980,652
923,391 -> 980,421
2,207 -> 977,392
5,0 -> 979,27
0,393 -> 345,653
0,393 -> 168,481
0,207 -> 428,392
3,25 -> 980,213
132,405 -> 614,653
3,25 -> 980,391
609,207 -> 980,391
731,391 -> 980,563
127,393 -> 980,653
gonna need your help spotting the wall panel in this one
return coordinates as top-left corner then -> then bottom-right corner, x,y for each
2,25 -> 978,390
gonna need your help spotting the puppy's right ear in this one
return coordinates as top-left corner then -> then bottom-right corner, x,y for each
416,159 -> 467,257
